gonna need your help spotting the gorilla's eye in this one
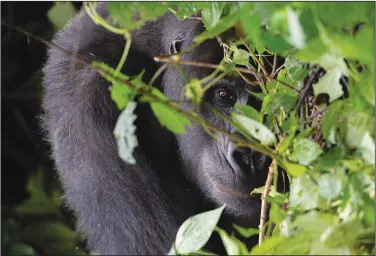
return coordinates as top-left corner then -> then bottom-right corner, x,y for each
216,89 -> 237,105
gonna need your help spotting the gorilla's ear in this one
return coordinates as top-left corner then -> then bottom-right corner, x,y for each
169,33 -> 187,55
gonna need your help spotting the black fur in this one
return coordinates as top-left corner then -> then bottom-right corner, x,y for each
42,3 -> 271,254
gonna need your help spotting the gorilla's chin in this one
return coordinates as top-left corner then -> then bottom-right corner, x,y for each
207,175 -> 262,219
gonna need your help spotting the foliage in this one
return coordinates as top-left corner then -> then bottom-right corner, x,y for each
9,1 -> 370,255
91,1 -> 375,255
2,169 -> 86,256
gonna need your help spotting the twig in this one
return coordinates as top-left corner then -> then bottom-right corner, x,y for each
154,56 -> 297,92
271,54 -> 278,76
307,105 -> 328,120
259,158 -> 276,245
240,38 -> 268,76
295,69 -> 319,114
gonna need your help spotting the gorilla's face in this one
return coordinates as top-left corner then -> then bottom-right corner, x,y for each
161,20 -> 271,219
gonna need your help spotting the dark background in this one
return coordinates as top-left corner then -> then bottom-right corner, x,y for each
2,2 -> 86,255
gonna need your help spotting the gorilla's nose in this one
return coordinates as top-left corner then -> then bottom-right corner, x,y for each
229,147 -> 255,179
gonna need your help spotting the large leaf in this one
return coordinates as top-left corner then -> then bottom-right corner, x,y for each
318,173 -> 342,200
290,138 -> 323,166
194,3 -> 254,44
169,205 -> 225,254
233,114 -> 277,146
312,53 -> 348,102
201,2 -> 226,29
289,175 -> 321,211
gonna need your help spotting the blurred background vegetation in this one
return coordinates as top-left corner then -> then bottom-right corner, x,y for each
2,2 -> 88,255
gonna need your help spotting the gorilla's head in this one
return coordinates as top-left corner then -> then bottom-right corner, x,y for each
160,15 -> 271,219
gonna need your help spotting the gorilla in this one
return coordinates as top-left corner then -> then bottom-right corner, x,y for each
41,3 -> 273,255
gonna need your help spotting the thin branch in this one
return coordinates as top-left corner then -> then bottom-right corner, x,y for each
154,56 -> 298,92
272,54 -> 278,76
295,69 -> 319,114
259,158 -> 276,245
307,105 -> 328,120
240,38 -> 268,76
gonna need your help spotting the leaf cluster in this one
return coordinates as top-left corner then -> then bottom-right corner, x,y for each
91,2 -> 374,255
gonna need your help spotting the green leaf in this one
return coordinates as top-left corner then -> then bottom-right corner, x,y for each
313,68 -> 344,102
270,204 -> 286,224
357,71 -> 375,107
108,2 -> 169,31
8,243 -> 37,256
47,2 -> 77,31
233,114 -> 277,146
284,56 -> 308,83
18,222 -> 81,255
232,48 -> 251,66
172,2 -> 209,20
169,205 -> 225,254
289,174 -> 320,210
272,233 -> 311,254
249,236 -> 286,255
113,101 -> 138,164
262,91 -> 298,118
233,224 -> 259,238
290,138 -> 323,166
185,79 -> 203,103
242,11 -> 263,50
318,173 -> 342,200
235,104 -> 261,122
309,239 -> 351,255
216,227 -> 248,255
321,219 -> 364,248
286,7 -> 306,49
111,81 -> 134,110
283,162 -> 307,177
194,4 -> 254,44
294,38 -> 328,62
149,89 -> 192,134
313,145 -> 346,171
321,101 -> 343,144
201,2 -> 226,29
14,169 -> 59,216
358,132 -> 375,165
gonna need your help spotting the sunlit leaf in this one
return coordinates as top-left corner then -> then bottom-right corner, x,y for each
318,173 -> 342,200
249,236 -> 286,255
286,7 -> 305,49
290,138 -> 323,166
169,205 -> 225,254
233,114 -> 277,146
289,175 -> 320,210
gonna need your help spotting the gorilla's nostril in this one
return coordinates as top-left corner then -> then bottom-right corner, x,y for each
230,148 -> 254,178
